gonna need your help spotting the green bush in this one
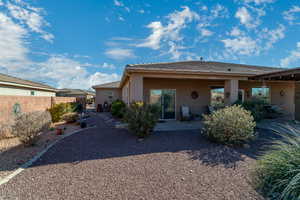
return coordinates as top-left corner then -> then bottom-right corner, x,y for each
111,100 -> 126,118
124,102 -> 160,138
202,105 -> 256,145
48,102 -> 78,122
11,111 -> 52,146
61,112 -> 79,123
235,98 -> 269,122
252,127 -> 300,200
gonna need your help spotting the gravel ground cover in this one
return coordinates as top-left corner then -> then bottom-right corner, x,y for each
0,122 -> 80,180
0,114 -> 277,200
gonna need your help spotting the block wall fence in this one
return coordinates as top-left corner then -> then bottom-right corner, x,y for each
0,96 -> 78,123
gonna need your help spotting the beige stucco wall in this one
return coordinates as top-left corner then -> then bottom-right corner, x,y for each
0,85 -> 56,97
239,81 -> 295,118
143,78 -> 296,120
95,88 -> 122,106
122,79 -> 130,104
143,78 -> 224,119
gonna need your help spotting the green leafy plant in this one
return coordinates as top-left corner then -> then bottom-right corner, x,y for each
124,102 -> 160,138
11,111 -> 52,146
202,105 -> 256,145
235,98 -> 282,122
111,100 -> 126,118
48,102 -> 79,122
252,126 -> 300,200
61,112 -> 79,123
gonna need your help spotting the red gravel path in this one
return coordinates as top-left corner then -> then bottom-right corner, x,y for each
0,114 -> 265,200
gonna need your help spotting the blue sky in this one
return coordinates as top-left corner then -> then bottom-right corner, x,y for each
0,0 -> 300,89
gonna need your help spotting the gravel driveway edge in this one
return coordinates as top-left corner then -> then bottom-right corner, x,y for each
0,126 -> 96,186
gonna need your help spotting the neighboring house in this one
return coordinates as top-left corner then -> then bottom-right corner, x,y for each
93,61 -> 300,120
56,89 -> 95,103
92,81 -> 121,104
0,73 -> 56,96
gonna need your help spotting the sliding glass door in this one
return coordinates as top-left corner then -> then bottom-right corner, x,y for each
150,89 -> 176,120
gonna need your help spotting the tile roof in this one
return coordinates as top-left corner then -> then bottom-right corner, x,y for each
126,61 -> 282,75
57,89 -> 95,96
92,81 -> 120,89
0,73 -> 56,91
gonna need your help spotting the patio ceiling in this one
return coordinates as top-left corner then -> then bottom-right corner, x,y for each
250,67 -> 300,81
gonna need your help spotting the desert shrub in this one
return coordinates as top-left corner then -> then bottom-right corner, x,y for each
48,102 -> 79,122
0,123 -> 13,139
235,98 -> 269,122
124,102 -> 160,138
202,105 -> 256,145
111,100 -> 126,118
252,127 -> 300,200
11,111 -> 52,146
61,112 -> 79,123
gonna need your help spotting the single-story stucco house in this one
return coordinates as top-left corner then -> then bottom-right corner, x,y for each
0,73 -> 56,96
57,88 -> 95,99
92,61 -> 300,120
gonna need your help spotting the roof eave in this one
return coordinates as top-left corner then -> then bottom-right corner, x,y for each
0,81 -> 57,92
125,67 -> 268,77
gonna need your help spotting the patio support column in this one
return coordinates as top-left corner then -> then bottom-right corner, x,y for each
224,79 -> 239,106
129,74 -> 143,103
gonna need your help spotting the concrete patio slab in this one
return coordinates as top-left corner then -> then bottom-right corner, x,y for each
154,120 -> 203,132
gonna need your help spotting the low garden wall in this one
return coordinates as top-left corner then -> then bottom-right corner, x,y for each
0,96 -> 77,123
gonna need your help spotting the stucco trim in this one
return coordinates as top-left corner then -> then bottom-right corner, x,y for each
0,81 -> 57,92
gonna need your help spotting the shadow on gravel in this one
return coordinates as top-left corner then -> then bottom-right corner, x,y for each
186,129 -> 283,168
0,116 -> 283,172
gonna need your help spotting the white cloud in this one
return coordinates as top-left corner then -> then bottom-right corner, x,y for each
260,24 -> 285,50
89,72 -> 120,88
243,0 -> 275,4
118,16 -> 125,21
235,7 -> 252,28
6,1 -> 54,42
221,36 -> 258,55
230,27 -> 242,36
235,6 -> 265,29
211,4 -> 228,18
105,48 -> 136,60
283,6 -> 300,25
124,7 -> 130,12
200,28 -> 213,37
0,12 -> 29,69
101,62 -> 116,69
38,56 -> 119,89
138,9 -> 145,14
222,24 -> 285,57
114,0 -> 123,7
201,6 -> 208,11
280,42 -> 300,67
235,7 -> 251,24
137,6 -> 199,59
0,1 -> 118,90
4,55 -> 120,89
136,21 -> 163,49
113,0 -> 130,13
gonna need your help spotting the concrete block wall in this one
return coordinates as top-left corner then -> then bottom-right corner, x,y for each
0,96 -> 77,123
